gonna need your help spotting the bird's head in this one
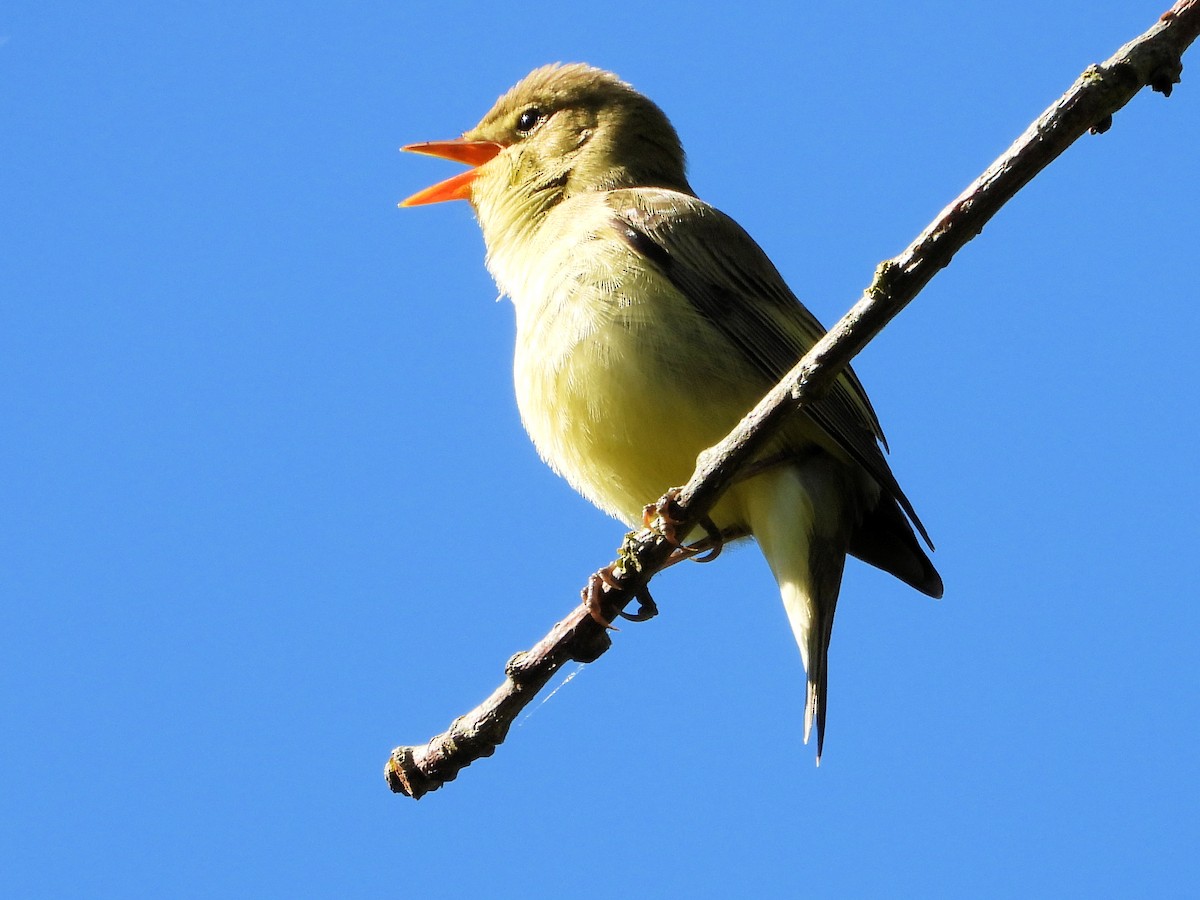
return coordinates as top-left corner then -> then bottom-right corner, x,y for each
400,64 -> 692,228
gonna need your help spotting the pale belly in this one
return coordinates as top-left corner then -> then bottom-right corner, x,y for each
512,289 -> 760,528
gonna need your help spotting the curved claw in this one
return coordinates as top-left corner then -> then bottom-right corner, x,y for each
618,588 -> 659,622
690,516 -> 725,563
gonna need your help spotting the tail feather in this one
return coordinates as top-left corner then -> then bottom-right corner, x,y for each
740,463 -> 848,764
793,544 -> 845,765
803,658 -> 826,763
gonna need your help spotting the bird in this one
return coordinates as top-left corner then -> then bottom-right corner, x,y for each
399,63 -> 942,762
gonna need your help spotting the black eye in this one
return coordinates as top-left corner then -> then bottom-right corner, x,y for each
515,107 -> 544,134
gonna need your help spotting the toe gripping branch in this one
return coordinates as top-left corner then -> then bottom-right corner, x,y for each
646,487 -> 726,565
582,488 -> 729,628
581,531 -> 658,627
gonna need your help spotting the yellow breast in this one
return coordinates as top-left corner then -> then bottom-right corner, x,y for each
499,200 -> 759,526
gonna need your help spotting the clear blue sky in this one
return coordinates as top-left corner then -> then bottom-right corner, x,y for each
3,2 -> 1198,897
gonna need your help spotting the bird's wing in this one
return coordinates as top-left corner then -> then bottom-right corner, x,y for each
607,188 -> 932,547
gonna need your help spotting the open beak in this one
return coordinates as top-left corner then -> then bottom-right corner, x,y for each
398,139 -> 506,207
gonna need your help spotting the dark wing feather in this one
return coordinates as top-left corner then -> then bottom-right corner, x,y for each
608,189 -> 933,549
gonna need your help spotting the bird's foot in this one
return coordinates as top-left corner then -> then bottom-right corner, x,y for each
643,488 -> 688,545
642,490 -> 725,564
581,565 -> 658,627
582,565 -> 624,629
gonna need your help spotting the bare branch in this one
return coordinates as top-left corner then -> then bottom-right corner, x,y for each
386,1 -> 1200,799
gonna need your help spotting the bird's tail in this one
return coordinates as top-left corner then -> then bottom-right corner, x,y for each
779,564 -> 844,764
740,462 -> 850,765
772,554 -> 849,763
